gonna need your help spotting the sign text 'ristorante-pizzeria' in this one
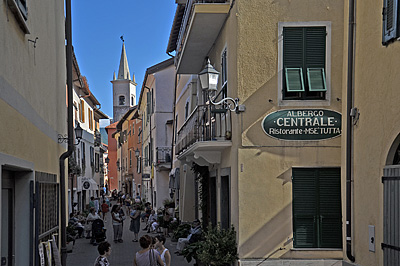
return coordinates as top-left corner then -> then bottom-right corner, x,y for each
261,109 -> 342,141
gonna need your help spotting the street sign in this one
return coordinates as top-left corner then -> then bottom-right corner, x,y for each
261,109 -> 342,141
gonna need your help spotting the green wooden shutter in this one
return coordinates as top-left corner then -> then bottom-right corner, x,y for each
283,28 -> 304,95
283,27 -> 326,98
318,168 -> 342,248
293,168 -> 318,248
383,0 -> 399,44
293,168 -> 342,248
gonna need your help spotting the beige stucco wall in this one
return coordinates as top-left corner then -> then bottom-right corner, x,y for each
340,1 -> 400,266
1,1 -> 66,264
205,0 -> 345,261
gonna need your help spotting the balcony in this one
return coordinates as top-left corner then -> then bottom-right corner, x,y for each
175,0 -> 230,74
94,130 -> 101,147
156,147 -> 172,170
176,103 -> 232,166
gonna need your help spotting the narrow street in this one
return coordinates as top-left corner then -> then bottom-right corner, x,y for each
66,204 -> 194,266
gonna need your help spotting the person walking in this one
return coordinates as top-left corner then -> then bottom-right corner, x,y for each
93,241 -> 112,266
101,200 -> 109,222
133,235 -> 164,266
86,207 -> 101,242
111,205 -> 123,243
129,204 -> 141,242
155,235 -> 171,266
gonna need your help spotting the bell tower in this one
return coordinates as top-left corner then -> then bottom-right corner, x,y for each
111,40 -> 137,122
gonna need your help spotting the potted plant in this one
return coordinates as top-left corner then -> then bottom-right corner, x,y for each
172,223 -> 192,242
196,224 -> 238,266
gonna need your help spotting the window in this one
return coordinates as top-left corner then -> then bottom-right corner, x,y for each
292,168 -> 342,248
79,99 -> 85,123
282,26 -> 326,100
383,0 -> 399,44
35,172 -> 59,242
130,150 -> 132,168
95,153 -> 99,172
221,48 -> 228,99
184,99 -> 190,120
131,95 -> 134,106
88,109 -> 93,130
278,22 -> 331,106
7,0 -> 29,33
119,95 -> 125,105
90,146 -> 94,167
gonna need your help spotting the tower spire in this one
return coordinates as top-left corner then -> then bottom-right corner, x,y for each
117,42 -> 131,80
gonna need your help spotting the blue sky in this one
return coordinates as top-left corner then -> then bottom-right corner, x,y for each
72,1 -> 176,125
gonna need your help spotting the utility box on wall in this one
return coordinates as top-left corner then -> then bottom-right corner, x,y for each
369,225 -> 375,252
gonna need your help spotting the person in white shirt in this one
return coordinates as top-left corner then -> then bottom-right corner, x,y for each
111,205 -> 124,243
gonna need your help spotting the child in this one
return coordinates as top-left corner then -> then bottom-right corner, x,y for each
94,241 -> 111,266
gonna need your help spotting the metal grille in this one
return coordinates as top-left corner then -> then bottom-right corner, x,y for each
35,172 -> 59,241
382,166 -> 400,266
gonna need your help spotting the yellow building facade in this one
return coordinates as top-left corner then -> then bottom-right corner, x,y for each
169,1 -> 345,265
1,0 -> 66,264
341,0 -> 400,266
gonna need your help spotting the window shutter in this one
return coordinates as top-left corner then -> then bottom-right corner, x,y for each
285,68 -> 305,92
307,68 -> 327,91
293,168 -> 318,248
383,0 -> 399,44
318,168 -> 342,248
146,92 -> 150,121
293,168 -> 342,248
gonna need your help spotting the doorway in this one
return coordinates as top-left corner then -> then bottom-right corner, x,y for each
1,170 -> 15,266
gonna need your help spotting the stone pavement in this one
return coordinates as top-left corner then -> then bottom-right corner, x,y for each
66,205 -> 194,266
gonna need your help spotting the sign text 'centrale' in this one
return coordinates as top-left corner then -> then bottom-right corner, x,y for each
261,109 -> 342,141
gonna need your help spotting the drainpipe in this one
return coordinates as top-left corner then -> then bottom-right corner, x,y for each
170,71 -> 177,170
60,0 -> 73,265
346,0 -> 356,262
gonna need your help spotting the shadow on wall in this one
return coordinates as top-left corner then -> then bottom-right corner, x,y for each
239,203 -> 293,258
275,168 -> 292,186
241,74 -> 278,137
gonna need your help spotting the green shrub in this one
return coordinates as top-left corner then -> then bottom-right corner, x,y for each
196,224 -> 238,266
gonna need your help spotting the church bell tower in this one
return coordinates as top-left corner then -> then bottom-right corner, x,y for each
111,41 -> 137,122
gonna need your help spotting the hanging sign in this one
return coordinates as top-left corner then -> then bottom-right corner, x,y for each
261,109 -> 341,141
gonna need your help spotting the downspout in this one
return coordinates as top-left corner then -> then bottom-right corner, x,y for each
346,0 -> 356,262
60,0 -> 73,265
170,72 -> 177,170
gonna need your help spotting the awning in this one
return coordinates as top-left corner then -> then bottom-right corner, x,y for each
77,176 -> 98,191
169,168 -> 180,190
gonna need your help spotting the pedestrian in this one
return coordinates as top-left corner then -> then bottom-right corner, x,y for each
133,235 -> 164,266
94,197 -> 100,213
111,205 -> 124,243
86,207 -> 101,241
101,200 -> 110,222
129,204 -> 141,242
89,196 -> 95,210
93,241 -> 111,266
162,209 -> 171,237
155,235 -> 171,266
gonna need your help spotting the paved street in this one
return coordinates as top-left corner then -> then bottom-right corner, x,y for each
66,205 -> 194,266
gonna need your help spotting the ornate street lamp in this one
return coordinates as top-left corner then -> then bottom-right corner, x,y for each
58,123 -> 83,145
135,148 -> 140,158
199,59 -> 245,113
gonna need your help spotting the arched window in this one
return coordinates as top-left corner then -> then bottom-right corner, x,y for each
131,95 -> 134,106
119,95 -> 125,105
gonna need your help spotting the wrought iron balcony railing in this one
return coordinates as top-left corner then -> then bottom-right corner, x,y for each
94,130 -> 101,147
156,147 -> 172,164
175,102 -> 232,155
